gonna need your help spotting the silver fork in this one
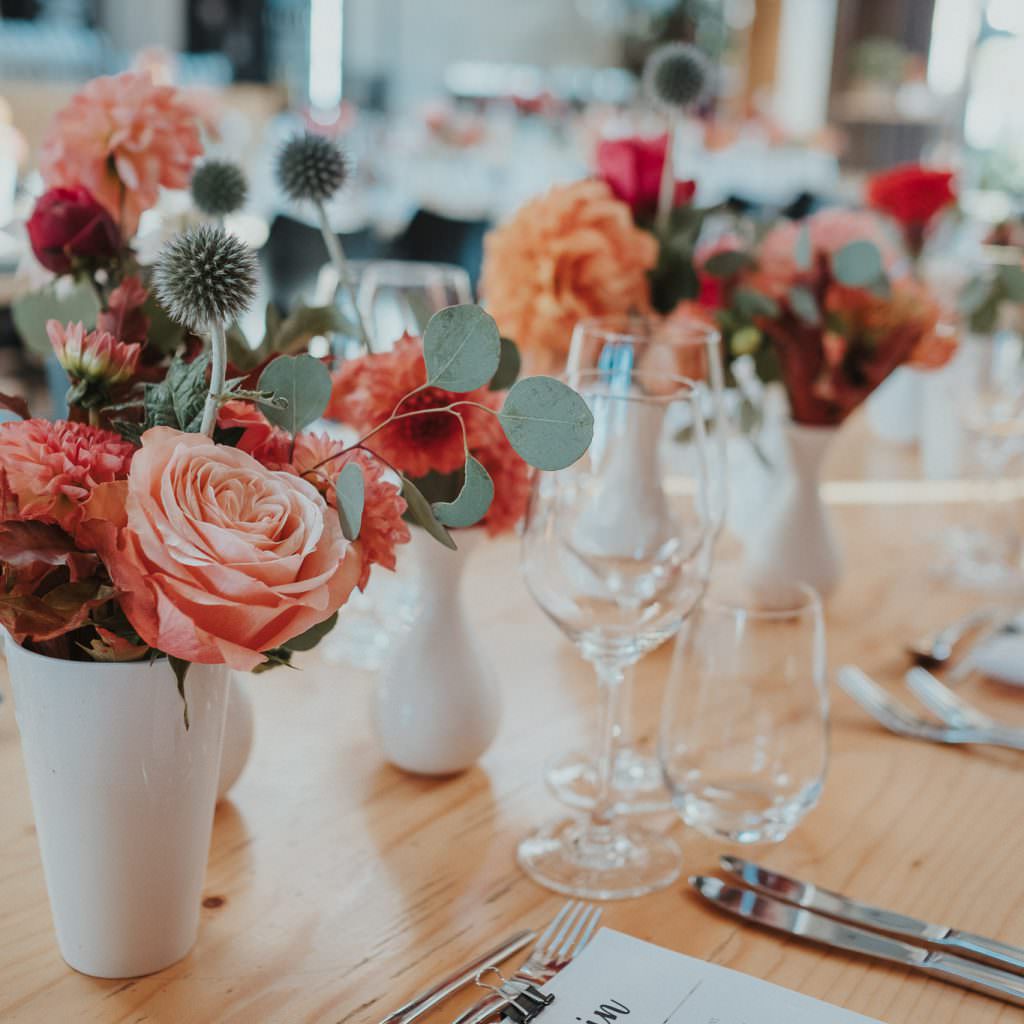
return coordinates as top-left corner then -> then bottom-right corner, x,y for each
451,901 -> 602,1024
906,667 -> 1024,742
837,666 -> 1024,751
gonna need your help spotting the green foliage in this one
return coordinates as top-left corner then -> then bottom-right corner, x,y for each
11,279 -> 102,359
401,475 -> 457,549
960,264 -> 1024,334
795,222 -> 813,271
168,657 -> 191,730
432,455 -> 494,528
787,286 -> 821,326
703,249 -> 755,278
257,353 -> 332,435
489,337 -> 522,391
422,305 -> 501,392
498,376 -> 595,471
831,241 -> 885,288
647,205 -> 706,313
228,302 -> 358,373
731,288 -> 779,320
334,462 -> 364,541
112,352 -> 210,443
281,612 -> 339,652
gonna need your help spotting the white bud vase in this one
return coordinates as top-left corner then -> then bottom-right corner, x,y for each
745,421 -> 841,598
4,635 -> 229,978
217,673 -> 255,801
373,528 -> 500,775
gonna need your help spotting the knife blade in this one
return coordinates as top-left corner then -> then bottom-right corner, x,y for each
720,856 -> 1024,977
377,928 -> 535,1024
691,876 -> 1024,1008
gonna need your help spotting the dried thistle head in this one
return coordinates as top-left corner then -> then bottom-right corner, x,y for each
190,160 -> 249,217
275,133 -> 350,204
644,42 -> 710,111
154,224 -> 258,331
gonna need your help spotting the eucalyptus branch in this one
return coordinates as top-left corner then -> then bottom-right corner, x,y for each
313,200 -> 374,354
200,322 -> 227,437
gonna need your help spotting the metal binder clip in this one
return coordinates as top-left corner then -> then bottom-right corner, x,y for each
474,966 -> 556,1022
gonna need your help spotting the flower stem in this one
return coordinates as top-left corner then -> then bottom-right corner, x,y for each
656,113 -> 679,234
88,407 -> 101,428
314,199 -> 374,353
200,321 -> 227,437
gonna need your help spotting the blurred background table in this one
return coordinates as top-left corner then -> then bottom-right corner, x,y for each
1,412 -> 1023,1023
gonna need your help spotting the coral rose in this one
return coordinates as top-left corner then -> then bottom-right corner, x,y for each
82,428 -> 361,670
0,419 -> 134,532
480,181 -> 658,365
40,71 -> 203,235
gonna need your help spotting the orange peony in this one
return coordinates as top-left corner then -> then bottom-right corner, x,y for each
0,419 -> 134,532
480,181 -> 658,365
81,428 -> 361,670
40,72 -> 203,235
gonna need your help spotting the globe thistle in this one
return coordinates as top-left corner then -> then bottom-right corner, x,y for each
644,42 -> 710,111
154,224 -> 258,332
276,133 -> 350,204
190,160 -> 249,218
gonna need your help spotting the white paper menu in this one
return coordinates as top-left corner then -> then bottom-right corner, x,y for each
535,929 -> 884,1024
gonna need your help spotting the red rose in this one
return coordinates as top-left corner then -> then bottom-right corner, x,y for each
596,135 -> 696,219
26,186 -> 121,274
866,164 -> 956,228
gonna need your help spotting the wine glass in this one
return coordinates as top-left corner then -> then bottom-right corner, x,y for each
545,312 -> 727,816
659,576 -> 828,844
518,368 -> 713,899
357,260 -> 473,349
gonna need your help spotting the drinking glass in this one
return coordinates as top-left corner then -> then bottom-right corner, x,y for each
659,577 -> 828,844
546,312 -> 728,815
518,368 -> 713,899
357,260 -> 472,349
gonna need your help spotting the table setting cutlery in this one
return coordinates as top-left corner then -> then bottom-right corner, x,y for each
691,860 -> 1024,1008
837,665 -> 1024,750
906,607 -> 1001,669
905,666 -> 1024,737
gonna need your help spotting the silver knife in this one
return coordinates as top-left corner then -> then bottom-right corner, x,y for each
376,929 -> 535,1024
692,876 -> 1024,1008
720,856 -> 1024,977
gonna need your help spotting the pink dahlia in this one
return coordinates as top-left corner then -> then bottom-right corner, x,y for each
47,320 -> 141,386
40,71 -> 203,234
0,419 -> 135,533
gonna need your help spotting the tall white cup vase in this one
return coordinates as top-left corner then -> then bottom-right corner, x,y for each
745,421 -> 841,598
4,636 -> 230,978
217,672 -> 255,801
373,528 -> 500,775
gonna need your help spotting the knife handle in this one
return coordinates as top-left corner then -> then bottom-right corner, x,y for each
925,951 -> 1024,1007
943,931 -> 1024,977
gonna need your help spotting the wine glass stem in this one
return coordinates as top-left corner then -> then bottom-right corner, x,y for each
591,659 -> 626,829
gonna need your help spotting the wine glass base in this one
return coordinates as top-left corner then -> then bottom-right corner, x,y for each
517,816 -> 681,900
545,750 -> 673,815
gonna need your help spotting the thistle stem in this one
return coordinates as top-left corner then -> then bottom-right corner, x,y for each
200,321 -> 227,437
314,200 -> 374,353
656,113 -> 679,234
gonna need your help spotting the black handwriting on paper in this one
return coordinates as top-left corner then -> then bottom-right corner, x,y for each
576,998 -> 631,1023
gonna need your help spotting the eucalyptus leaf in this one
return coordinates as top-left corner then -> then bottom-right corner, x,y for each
402,476 -> 457,550
11,279 -> 102,359
960,274 -> 994,315
732,288 -> 780,320
704,249 -> 755,278
335,462 -> 364,541
489,337 -> 522,391
168,656 -> 191,730
788,286 -> 821,326
795,222 -> 812,271
432,455 -> 494,528
283,611 -> 339,652
832,240 -> 884,288
422,305 -> 501,392
1000,264 -> 1024,303
258,354 -> 332,435
498,376 -> 594,471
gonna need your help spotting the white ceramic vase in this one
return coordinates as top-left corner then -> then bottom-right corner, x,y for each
745,422 -> 841,598
866,366 -> 923,445
217,673 -> 255,801
373,529 -> 500,775
5,636 -> 229,978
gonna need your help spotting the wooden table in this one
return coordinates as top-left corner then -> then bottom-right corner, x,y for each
2,414 -> 1024,1023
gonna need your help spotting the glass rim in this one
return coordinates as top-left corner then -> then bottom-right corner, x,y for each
572,312 -> 721,348
564,367 -> 704,404
700,581 -> 823,620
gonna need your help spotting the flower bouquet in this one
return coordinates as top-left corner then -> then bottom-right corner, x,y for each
3,74 -> 593,978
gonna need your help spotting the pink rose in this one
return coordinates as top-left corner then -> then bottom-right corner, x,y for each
82,428 -> 361,670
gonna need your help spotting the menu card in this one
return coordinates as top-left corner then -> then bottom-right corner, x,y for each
535,929 -> 884,1023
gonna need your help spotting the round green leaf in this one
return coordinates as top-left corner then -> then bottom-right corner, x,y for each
832,240 -> 884,288
432,455 -> 494,528
422,305 -> 501,392
334,462 -> 364,541
257,353 -> 332,435
402,476 -> 457,549
795,222 -> 813,271
703,249 -> 755,278
787,286 -> 821,326
999,264 -> 1024,303
489,336 -> 522,391
498,376 -> 594,471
